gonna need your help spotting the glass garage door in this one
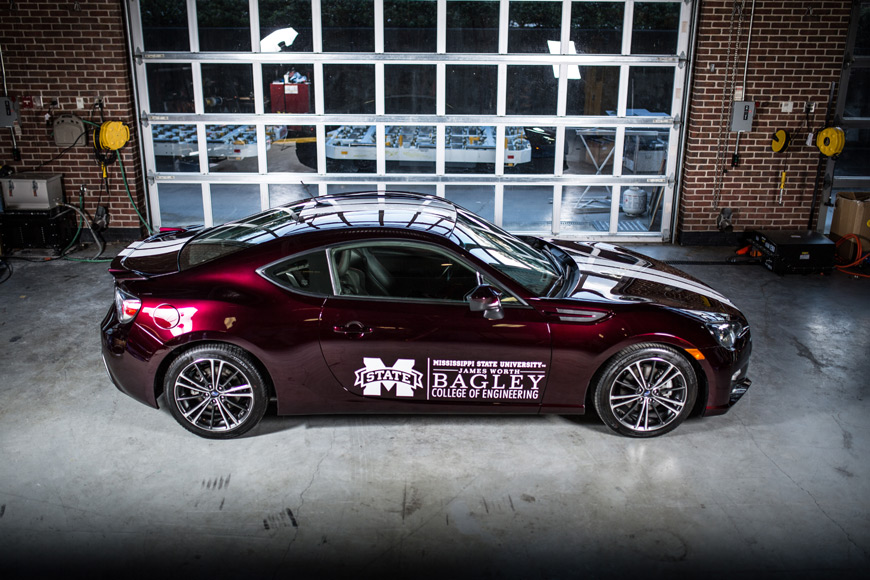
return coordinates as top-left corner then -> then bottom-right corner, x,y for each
127,0 -> 693,240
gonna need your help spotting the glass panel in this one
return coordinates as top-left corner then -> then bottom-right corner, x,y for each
386,126 -> 437,174
833,129 -> 870,177
566,66 -> 619,115
623,128 -> 669,175
205,125 -> 259,173
560,185 -> 611,232
631,2 -> 681,55
504,127 -> 553,175
140,0 -> 189,51
259,0 -> 313,52
211,184 -> 261,224
325,126 -> 377,173
843,67 -> 870,118
152,125 -> 200,172
506,66 -> 558,115
146,64 -> 194,113
267,125 -> 317,172
503,185 -> 554,232
445,185 -> 495,222
158,183 -> 204,227
446,66 -> 497,114
321,0 -> 374,52
565,127 -> 615,175
323,65 -> 376,114
508,1 -> 562,54
201,64 -> 255,113
397,184 -> 437,195
269,184 -> 316,206
197,0 -> 251,52
446,0 -> 500,53
628,67 -> 675,116
385,0 -> 438,52
262,64 -> 314,114
445,126 -> 497,174
571,1 -> 624,55
856,3 -> 870,56
618,185 -> 660,232
327,184 -> 371,194
385,65 -> 437,114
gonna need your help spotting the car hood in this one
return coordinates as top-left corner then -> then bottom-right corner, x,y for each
551,240 -> 737,313
110,229 -> 199,277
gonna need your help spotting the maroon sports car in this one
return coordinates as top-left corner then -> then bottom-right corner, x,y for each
101,192 -> 751,439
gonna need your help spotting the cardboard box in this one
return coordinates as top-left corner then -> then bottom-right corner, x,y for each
829,192 -> 870,262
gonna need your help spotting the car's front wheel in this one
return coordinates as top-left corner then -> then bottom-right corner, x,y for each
164,344 -> 268,439
593,343 -> 698,438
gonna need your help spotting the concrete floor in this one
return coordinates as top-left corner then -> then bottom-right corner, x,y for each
1,242 -> 869,579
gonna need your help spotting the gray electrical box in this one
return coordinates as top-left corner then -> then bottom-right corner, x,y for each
2,173 -> 65,211
0,97 -> 18,128
730,101 -> 756,132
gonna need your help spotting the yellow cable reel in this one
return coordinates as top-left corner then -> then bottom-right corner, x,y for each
816,126 -> 845,157
94,121 -> 130,151
771,129 -> 790,153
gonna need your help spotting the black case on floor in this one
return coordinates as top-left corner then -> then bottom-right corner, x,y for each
745,230 -> 835,275
0,206 -> 77,254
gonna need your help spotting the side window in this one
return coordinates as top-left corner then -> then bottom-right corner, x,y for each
260,250 -> 332,295
332,243 -> 479,301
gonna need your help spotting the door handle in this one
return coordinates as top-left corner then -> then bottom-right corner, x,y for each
333,321 -> 373,337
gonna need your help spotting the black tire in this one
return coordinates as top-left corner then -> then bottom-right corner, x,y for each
165,344 -> 268,439
593,343 -> 698,438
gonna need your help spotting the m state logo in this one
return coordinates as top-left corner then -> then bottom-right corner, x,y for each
354,358 -> 423,397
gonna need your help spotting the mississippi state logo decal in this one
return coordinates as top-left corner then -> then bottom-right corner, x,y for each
354,358 -> 424,398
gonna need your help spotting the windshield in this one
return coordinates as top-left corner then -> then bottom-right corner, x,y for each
452,208 -> 561,295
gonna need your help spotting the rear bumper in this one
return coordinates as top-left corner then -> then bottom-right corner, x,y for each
101,305 -> 162,409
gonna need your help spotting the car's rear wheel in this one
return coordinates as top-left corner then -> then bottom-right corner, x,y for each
165,344 -> 268,439
593,344 -> 697,438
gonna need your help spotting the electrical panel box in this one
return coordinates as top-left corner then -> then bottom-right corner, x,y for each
0,97 -> 18,128
730,101 -> 756,132
1,173 -> 65,211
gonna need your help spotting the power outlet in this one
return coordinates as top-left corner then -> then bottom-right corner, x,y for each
76,97 -> 86,109
781,101 -> 794,113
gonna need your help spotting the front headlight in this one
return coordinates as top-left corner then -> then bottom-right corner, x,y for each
706,321 -> 744,350
682,310 -> 747,351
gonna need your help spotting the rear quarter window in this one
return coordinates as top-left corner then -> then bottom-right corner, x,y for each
259,250 -> 333,295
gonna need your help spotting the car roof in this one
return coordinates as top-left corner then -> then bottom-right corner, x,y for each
206,191 -> 459,244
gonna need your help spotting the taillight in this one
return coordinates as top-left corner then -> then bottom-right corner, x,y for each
114,287 -> 142,323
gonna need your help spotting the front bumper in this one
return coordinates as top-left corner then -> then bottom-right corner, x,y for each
730,376 -> 752,406
701,328 -> 753,416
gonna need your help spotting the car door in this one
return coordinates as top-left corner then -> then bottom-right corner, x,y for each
319,239 -> 552,410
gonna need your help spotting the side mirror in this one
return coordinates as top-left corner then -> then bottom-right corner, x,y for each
468,285 -> 504,320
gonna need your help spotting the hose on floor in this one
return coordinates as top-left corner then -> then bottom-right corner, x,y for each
58,203 -> 105,259
834,234 -> 870,279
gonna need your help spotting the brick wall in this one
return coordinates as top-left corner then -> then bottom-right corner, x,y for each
679,0 -> 851,244
0,0 -> 145,242
1,1 -> 855,246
